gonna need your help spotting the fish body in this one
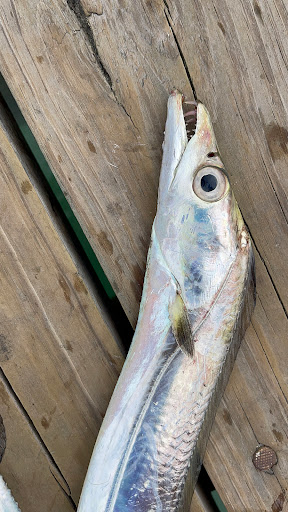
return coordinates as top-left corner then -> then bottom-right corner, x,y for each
77,91 -> 255,511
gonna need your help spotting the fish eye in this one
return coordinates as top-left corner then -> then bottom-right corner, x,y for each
193,166 -> 228,202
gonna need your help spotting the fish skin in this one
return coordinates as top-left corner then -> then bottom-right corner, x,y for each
77,90 -> 255,512
0,476 -> 21,512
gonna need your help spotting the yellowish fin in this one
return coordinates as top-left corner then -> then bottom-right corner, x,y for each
169,292 -> 194,357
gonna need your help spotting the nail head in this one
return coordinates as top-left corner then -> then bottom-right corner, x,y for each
252,445 -> 278,473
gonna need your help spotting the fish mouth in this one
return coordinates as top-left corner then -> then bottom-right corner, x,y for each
167,89 -> 215,147
183,99 -> 198,141
158,90 -> 217,199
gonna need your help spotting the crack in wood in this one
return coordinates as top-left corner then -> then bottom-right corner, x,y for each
49,468 -> 77,510
237,207 -> 288,321
66,0 -> 138,130
260,154 -> 288,226
0,368 -> 77,510
163,1 -> 198,101
163,0 -> 172,18
234,388 -> 260,444
67,0 -> 112,89
249,229 -> 288,321
252,324 -> 288,407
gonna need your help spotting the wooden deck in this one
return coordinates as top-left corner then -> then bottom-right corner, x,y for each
0,0 -> 287,510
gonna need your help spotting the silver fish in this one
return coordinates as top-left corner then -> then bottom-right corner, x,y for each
78,90 -> 255,511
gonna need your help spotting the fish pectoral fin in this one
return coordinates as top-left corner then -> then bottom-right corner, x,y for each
169,291 -> 194,357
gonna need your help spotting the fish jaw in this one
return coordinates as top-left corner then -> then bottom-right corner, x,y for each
158,90 -> 187,202
159,91 -> 221,207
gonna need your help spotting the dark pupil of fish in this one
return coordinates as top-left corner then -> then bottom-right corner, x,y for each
201,174 -> 217,192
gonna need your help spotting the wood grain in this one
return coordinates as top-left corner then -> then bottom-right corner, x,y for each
0,0 -> 193,325
0,102 -> 124,505
0,372 -> 74,511
1,0 -> 288,510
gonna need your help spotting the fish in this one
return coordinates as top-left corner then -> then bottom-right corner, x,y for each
0,475 -> 21,512
77,90 -> 256,512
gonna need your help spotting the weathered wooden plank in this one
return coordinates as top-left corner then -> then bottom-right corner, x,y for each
0,372 -> 74,511
1,0 -> 288,510
0,0 -> 193,325
0,101 -> 124,504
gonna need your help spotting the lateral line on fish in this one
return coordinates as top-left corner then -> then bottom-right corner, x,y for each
107,344 -> 182,511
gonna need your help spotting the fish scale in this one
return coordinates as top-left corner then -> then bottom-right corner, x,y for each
153,356 -> 224,509
77,91 -> 255,511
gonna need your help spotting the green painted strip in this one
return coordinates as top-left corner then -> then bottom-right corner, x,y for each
212,490 -> 228,512
0,73 -> 115,299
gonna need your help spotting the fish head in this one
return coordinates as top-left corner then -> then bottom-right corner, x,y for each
154,90 -> 251,328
